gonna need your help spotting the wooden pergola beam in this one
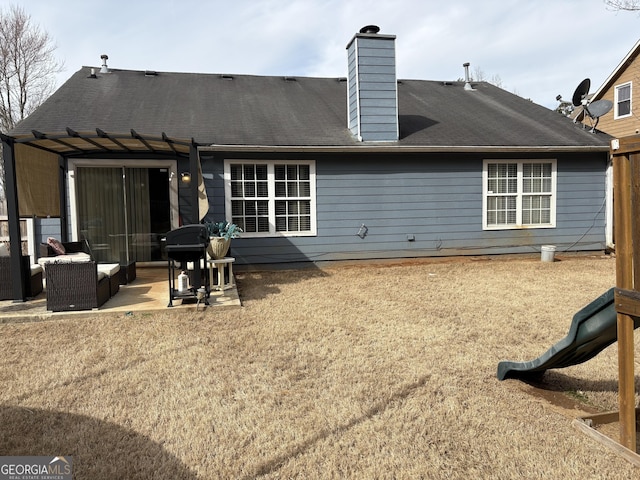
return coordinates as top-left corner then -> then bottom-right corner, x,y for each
96,128 -> 131,152
32,130 -> 84,153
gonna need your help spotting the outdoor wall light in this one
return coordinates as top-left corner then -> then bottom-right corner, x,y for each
181,172 -> 191,184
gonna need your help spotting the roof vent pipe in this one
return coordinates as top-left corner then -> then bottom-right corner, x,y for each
463,62 -> 474,91
100,54 -> 109,73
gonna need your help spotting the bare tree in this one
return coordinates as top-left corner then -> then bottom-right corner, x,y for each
604,0 -> 640,10
489,74 -> 503,89
0,4 -> 63,202
555,99 -> 574,117
472,65 -> 486,82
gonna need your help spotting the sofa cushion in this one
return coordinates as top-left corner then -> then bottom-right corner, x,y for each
97,263 -> 120,277
30,264 -> 43,275
47,237 -> 66,255
0,243 -> 8,257
38,252 -> 91,267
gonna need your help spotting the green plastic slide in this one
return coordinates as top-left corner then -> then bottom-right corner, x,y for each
497,288 -> 640,381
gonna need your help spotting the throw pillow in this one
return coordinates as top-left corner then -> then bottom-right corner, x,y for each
47,237 -> 66,255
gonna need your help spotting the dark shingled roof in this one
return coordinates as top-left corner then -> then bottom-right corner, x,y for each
10,67 -> 611,149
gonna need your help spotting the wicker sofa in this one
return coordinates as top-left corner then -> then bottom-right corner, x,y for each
39,240 -> 120,297
45,261 -> 111,312
0,256 -> 44,300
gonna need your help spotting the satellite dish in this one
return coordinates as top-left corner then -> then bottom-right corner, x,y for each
585,99 -> 613,119
583,99 -> 613,133
572,78 -> 591,107
557,78 -> 612,133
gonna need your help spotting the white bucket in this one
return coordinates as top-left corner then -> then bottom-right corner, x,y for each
541,245 -> 556,262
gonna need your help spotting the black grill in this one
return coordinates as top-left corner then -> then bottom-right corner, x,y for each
165,224 -> 209,262
165,225 -> 209,307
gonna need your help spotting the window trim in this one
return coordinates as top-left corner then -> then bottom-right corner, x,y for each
224,159 -> 317,238
614,81 -> 632,119
482,159 -> 557,230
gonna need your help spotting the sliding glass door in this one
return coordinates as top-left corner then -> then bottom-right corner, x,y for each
75,166 -> 172,263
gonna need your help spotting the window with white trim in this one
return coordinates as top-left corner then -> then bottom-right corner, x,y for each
483,160 -> 556,230
615,82 -> 632,119
224,160 -> 316,237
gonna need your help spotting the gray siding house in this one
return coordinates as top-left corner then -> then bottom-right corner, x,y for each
3,26 -> 611,271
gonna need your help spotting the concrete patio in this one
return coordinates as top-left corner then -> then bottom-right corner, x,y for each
0,266 -> 241,323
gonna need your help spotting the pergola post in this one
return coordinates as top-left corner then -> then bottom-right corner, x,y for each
188,142 -> 203,287
1,134 -> 27,301
58,154 -> 69,241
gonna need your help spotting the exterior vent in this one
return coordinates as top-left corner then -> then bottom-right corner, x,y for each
346,26 -> 398,142
145,70 -> 158,77
220,74 -> 234,80
100,54 -> 109,74
463,62 -> 475,91
283,76 -> 297,82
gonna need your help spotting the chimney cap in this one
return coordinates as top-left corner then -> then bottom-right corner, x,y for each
359,25 -> 380,34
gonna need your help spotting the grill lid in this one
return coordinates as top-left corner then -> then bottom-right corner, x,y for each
165,224 -> 208,247
165,225 -> 209,261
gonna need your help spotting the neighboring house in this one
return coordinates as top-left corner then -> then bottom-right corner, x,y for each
2,25 -> 611,282
583,38 -> 640,138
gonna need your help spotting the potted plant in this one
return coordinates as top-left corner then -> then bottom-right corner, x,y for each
204,221 -> 242,259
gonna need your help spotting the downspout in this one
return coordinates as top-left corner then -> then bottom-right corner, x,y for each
605,157 -> 614,250
1,133 -> 27,301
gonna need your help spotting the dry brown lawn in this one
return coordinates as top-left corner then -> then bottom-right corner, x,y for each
1,254 -> 639,479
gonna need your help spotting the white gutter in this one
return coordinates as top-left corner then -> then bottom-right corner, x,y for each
200,144 -> 610,153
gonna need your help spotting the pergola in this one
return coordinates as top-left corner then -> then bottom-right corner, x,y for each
1,128 -> 206,302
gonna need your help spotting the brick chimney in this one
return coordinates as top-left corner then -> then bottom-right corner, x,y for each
346,25 -> 398,142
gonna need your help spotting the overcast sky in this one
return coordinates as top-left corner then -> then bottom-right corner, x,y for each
5,0 -> 640,109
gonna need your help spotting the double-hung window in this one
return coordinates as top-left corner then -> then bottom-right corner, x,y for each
224,160 -> 316,237
615,82 -> 632,119
483,160 -> 556,230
